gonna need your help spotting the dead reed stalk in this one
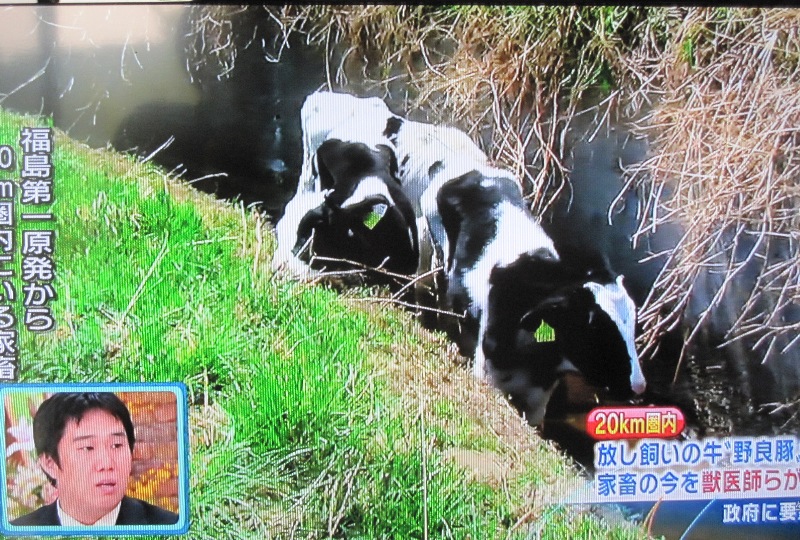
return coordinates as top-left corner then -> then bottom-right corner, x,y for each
622,8 -> 800,369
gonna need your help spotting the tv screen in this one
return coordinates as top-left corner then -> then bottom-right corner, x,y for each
0,3 -> 798,538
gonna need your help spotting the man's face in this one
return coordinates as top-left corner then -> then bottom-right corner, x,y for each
39,408 -> 132,525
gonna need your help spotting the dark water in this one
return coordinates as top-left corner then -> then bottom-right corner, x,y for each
2,6 -> 798,537
0,5 -> 322,217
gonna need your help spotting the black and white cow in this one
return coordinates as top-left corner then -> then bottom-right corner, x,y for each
477,232 -> 647,425
271,92 -> 418,282
273,91 -> 646,425
387,121 -> 480,311
393,118 -> 647,425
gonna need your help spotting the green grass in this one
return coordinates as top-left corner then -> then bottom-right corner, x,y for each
1,108 -> 650,538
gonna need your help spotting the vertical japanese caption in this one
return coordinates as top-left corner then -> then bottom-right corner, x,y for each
0,127 -> 57,381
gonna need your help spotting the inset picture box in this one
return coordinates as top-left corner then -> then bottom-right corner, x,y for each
1,383 -> 189,536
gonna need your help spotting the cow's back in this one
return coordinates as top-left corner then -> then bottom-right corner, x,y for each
298,92 -> 394,195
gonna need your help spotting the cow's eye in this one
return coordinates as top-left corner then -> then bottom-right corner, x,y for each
531,247 -> 557,261
519,310 -> 542,330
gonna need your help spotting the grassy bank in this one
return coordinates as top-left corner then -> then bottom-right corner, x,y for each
1,108 -> 651,538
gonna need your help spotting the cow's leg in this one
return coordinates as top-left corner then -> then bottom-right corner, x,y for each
471,307 -> 491,380
420,182 -> 450,272
412,217 -> 441,328
298,94 -> 328,196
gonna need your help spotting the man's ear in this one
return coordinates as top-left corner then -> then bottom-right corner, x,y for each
38,453 -> 61,483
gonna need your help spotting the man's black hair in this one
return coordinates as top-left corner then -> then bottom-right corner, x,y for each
32,393 -> 136,485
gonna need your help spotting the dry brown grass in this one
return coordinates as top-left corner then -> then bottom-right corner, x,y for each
621,8 -> 800,369
292,6 -> 654,216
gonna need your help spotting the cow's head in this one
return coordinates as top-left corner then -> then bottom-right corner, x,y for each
516,274 -> 646,399
484,251 -> 646,403
280,184 -> 418,282
272,190 -> 327,279
274,132 -> 420,283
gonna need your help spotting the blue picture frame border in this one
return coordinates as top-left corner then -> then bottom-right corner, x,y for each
0,382 -> 190,536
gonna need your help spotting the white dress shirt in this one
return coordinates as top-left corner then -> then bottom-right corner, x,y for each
56,499 -> 122,526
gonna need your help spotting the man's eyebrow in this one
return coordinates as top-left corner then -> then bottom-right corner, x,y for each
71,431 -> 127,442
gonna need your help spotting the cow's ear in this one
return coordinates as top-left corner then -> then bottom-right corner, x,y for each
360,201 -> 390,230
519,292 -> 570,330
339,193 -> 393,230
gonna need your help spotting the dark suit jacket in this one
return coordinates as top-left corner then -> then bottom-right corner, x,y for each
10,496 -> 179,527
